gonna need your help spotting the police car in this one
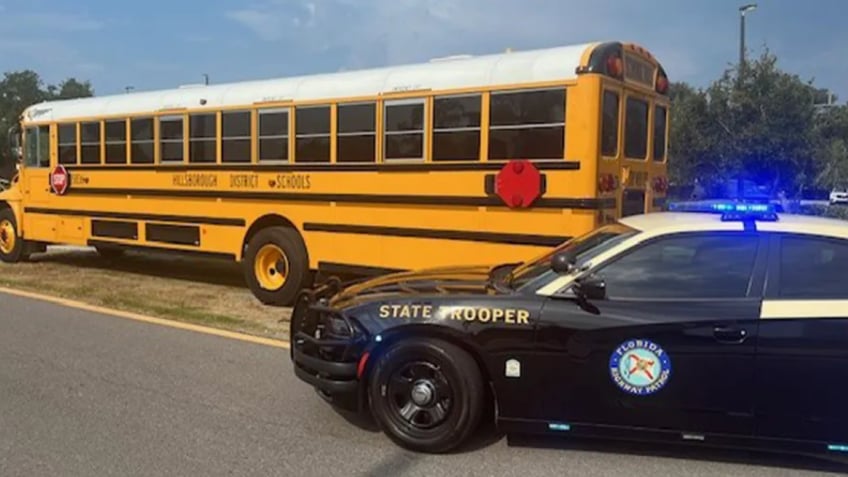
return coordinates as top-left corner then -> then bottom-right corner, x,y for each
290,202 -> 848,457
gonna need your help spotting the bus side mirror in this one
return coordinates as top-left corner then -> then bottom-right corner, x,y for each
7,127 -> 22,162
551,251 -> 576,274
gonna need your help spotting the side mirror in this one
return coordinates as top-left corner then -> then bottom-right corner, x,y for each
7,127 -> 22,162
575,275 -> 606,300
551,251 -> 576,274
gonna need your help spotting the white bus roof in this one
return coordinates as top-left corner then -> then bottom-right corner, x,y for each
23,41 -> 602,123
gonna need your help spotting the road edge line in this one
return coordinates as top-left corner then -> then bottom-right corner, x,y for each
0,286 -> 290,349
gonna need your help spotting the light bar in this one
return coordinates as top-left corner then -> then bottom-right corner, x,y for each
668,200 -> 779,222
710,203 -> 772,213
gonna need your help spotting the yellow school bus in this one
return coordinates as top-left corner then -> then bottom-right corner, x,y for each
0,40 -> 670,306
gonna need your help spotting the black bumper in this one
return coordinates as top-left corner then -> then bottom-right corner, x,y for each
289,278 -> 367,411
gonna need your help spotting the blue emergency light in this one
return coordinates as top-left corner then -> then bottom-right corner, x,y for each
668,200 -> 779,222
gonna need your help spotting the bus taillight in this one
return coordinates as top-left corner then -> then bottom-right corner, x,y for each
652,176 -> 669,193
599,173 -> 618,193
606,55 -> 623,79
656,71 -> 669,95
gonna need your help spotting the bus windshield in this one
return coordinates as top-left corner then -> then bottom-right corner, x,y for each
509,223 -> 639,291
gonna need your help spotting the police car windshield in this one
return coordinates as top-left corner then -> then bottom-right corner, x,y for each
509,223 -> 638,290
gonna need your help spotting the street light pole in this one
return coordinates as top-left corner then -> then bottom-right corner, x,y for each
738,4 -> 757,75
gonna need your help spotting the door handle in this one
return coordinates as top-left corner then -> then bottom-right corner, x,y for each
713,326 -> 748,344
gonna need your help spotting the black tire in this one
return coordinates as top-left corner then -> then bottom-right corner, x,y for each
95,245 -> 125,260
0,208 -> 29,263
242,226 -> 310,306
367,338 -> 485,453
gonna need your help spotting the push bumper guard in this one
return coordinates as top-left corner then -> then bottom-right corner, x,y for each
290,277 -> 369,411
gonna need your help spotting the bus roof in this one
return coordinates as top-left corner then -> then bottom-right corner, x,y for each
23,41 -> 609,123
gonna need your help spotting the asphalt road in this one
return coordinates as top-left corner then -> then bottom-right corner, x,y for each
1,292 -> 845,477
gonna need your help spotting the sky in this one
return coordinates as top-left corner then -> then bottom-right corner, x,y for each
0,0 -> 846,101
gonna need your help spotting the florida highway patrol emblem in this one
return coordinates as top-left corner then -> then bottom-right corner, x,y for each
609,339 -> 671,395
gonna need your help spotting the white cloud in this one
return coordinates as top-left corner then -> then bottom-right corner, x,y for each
226,0 -> 611,66
221,0 -> 705,80
226,0 -> 317,41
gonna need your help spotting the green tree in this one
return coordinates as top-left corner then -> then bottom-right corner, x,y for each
668,48 -> 829,197
706,48 -> 819,195
813,104 -> 848,190
668,82 -> 717,186
52,78 -> 95,100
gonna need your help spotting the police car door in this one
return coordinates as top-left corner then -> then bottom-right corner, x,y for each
535,230 -> 768,438
754,232 -> 848,445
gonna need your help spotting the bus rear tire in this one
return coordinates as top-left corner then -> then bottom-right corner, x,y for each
243,226 -> 310,306
0,208 -> 29,263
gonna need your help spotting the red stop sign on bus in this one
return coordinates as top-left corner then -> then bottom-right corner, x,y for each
495,160 -> 542,208
50,165 -> 70,195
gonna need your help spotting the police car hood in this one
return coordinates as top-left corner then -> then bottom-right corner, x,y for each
329,264 -> 497,309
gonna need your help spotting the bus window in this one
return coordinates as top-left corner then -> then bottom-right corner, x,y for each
258,109 -> 289,162
80,121 -> 101,164
58,124 -> 77,165
189,113 -> 217,163
105,120 -> 127,164
433,94 -> 481,162
384,99 -> 425,161
337,102 -> 376,163
222,111 -> 252,163
624,96 -> 648,159
159,116 -> 184,163
24,126 -> 50,168
488,88 -> 565,161
653,105 -> 667,162
131,118 -> 155,164
295,105 -> 330,163
601,90 -> 619,157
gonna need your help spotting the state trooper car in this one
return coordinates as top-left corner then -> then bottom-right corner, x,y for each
290,202 -> 848,456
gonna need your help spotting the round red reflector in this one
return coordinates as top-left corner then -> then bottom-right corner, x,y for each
50,165 -> 70,195
496,160 -> 542,209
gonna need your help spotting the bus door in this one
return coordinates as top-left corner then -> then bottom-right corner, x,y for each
20,125 -> 57,240
648,101 -> 669,211
599,86 -> 622,223
619,90 -> 652,217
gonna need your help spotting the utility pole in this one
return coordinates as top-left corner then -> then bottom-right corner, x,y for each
738,4 -> 757,78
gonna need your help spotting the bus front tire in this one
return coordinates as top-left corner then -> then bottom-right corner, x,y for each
243,226 -> 310,307
0,208 -> 29,263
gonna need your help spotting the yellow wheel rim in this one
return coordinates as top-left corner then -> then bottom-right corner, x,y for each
0,219 -> 16,255
254,244 -> 289,291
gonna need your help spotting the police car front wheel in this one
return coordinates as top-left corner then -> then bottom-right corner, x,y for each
367,338 -> 485,453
